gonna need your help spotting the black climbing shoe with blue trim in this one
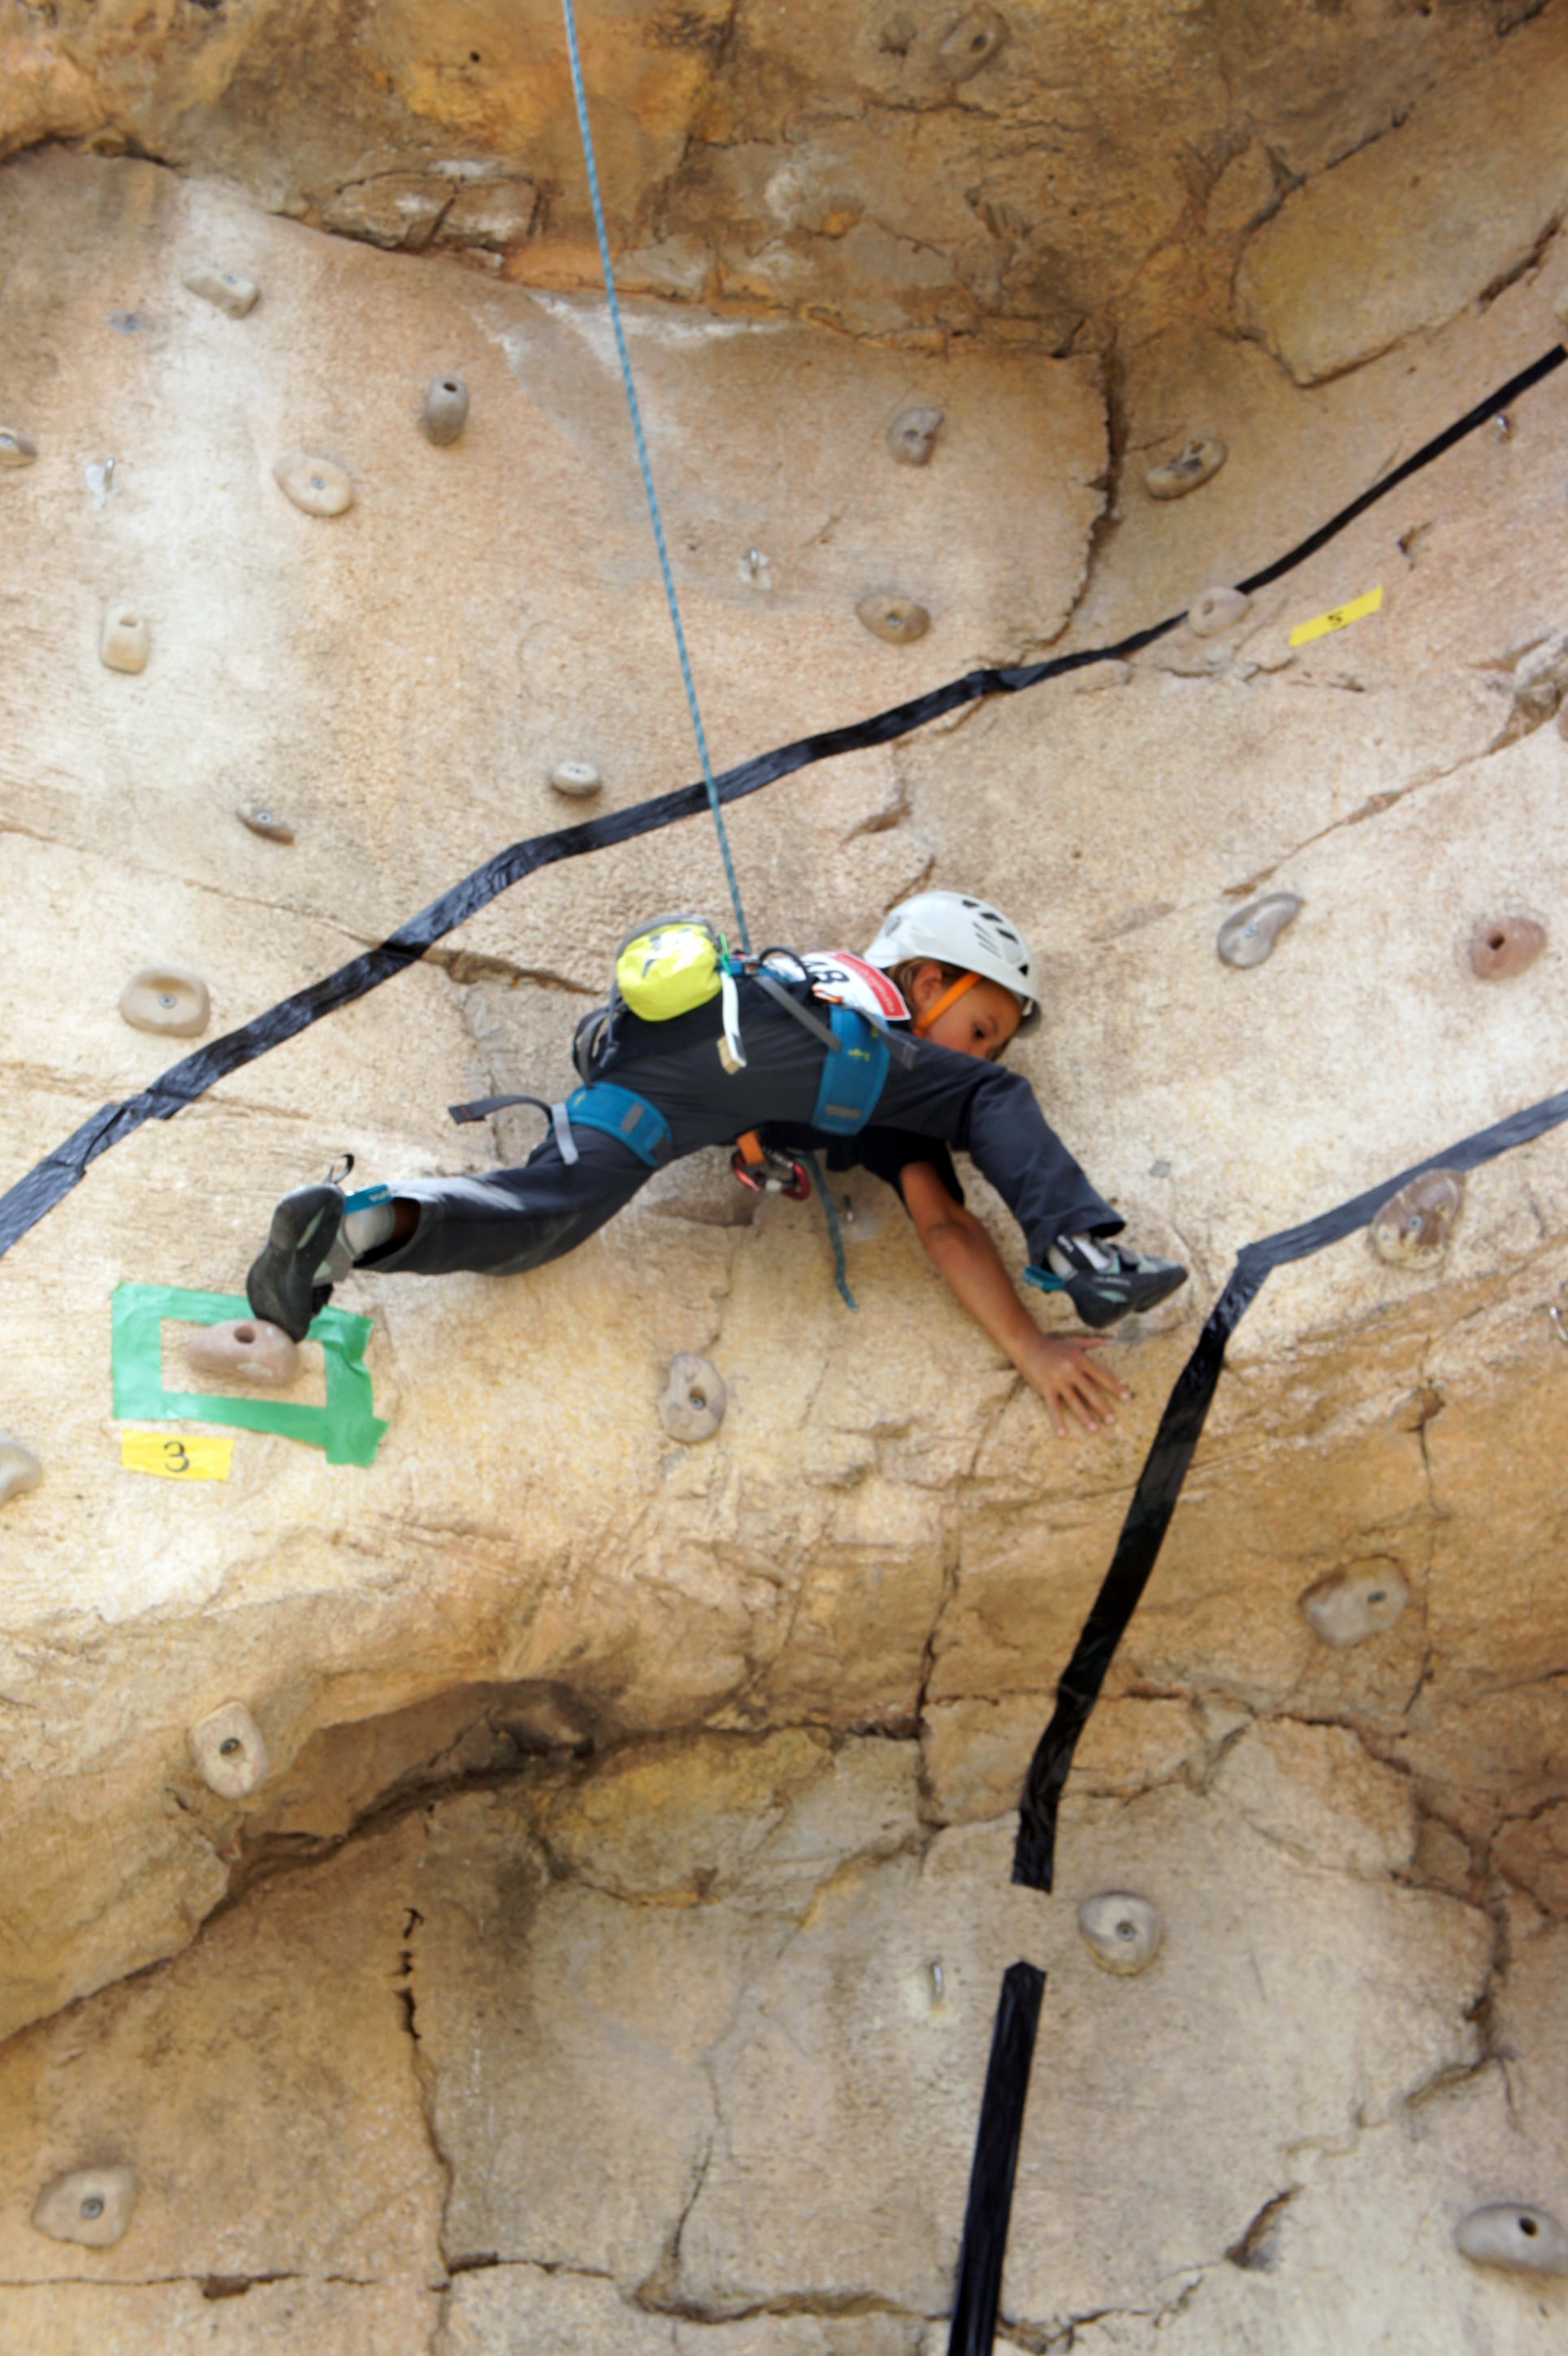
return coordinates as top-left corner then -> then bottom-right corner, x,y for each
245,1182 -> 344,1343
1048,1235 -> 1189,1331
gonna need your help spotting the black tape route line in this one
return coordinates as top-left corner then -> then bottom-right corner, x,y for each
0,345 -> 1560,1271
944,1082 -> 1568,2356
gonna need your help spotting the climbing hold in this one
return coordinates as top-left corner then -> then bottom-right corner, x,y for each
32,2165 -> 139,2248
887,406 -> 944,466
237,803 -> 294,844
183,1319 -> 299,1388
273,452 -> 353,518
182,263 -> 260,318
119,967 -> 210,1038
938,5 -> 1007,80
1078,1891 -> 1163,1976
1470,916 -> 1545,979
187,1700 -> 271,1799
1509,635 -> 1568,732
659,1353 -> 726,1444
550,759 -> 602,799
1455,2203 -> 1568,2276
1216,893 -> 1302,969
100,604 -> 149,674
857,593 -> 930,644
1299,1561 -> 1409,1649
1146,437 -> 1228,501
0,1437 -> 42,1505
0,425 -> 37,467
739,547 -> 773,590
422,375 -> 470,446
1371,1168 -> 1463,1269
1188,586 -> 1250,638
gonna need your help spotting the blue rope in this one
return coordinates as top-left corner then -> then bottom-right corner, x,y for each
560,0 -> 751,951
799,1152 -> 857,1312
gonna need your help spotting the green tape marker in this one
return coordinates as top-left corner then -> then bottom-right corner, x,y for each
111,1284 -> 388,1468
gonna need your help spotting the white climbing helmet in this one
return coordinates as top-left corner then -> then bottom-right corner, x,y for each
864,890 -> 1040,1032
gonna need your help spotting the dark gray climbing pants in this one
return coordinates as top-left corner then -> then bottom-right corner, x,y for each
372,977 -> 1119,1279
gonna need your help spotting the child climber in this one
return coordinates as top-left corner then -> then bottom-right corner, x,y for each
245,892 -> 1187,1439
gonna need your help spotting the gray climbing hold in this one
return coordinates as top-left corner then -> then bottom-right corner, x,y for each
32,2165 -> 138,2249
1188,586 -> 1250,638
938,5 -> 1007,80
1455,2203 -> 1568,2276
1216,893 -> 1301,969
857,592 -> 930,644
887,405 -> 944,466
550,759 -> 602,799
1078,1891 -> 1163,1976
1299,1561 -> 1409,1649
273,451 -> 354,517
0,1437 -> 42,1505
1471,915 -> 1545,979
119,967 -> 210,1038
183,1319 -> 299,1388
183,263 -> 260,318
188,1700 -> 271,1799
659,1353 -> 726,1444
422,375 -> 470,446
238,803 -> 294,844
1146,437 -> 1228,501
100,603 -> 149,674
1371,1168 -> 1463,1270
0,425 -> 37,468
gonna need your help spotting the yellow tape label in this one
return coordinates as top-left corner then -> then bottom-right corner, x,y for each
1289,584 -> 1384,647
121,1431 -> 235,1481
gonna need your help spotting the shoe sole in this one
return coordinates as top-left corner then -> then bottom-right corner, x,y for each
245,1184 -> 343,1342
1068,1264 -> 1189,1331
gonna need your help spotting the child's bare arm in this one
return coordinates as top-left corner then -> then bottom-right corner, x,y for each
899,1161 -> 1131,1438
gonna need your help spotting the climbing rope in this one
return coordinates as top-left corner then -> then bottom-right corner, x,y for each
560,0 -> 751,951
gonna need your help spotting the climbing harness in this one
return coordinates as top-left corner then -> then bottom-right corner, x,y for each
730,1131 -> 811,1200
448,1081 -> 672,1169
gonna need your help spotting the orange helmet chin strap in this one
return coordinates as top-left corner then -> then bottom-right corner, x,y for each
912,968 -> 980,1037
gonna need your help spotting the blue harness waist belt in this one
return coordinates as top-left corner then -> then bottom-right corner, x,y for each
559,1082 -> 672,1167
810,1004 -> 890,1136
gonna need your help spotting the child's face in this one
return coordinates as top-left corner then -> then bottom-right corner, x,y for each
914,969 -> 1023,1060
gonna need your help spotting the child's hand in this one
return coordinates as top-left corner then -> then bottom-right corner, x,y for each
1016,1332 -> 1130,1438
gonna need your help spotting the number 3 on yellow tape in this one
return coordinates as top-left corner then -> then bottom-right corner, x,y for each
1289,583 -> 1384,647
121,1431 -> 235,1481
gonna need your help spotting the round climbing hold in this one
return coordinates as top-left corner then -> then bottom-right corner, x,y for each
1078,1890 -> 1163,1976
1455,2203 -> 1568,2276
237,803 -> 294,844
1146,437 -> 1228,501
1470,915 -> 1545,980
0,425 -> 38,468
1370,1168 -> 1463,1270
182,263 -> 261,318
119,967 -> 210,1038
1299,1560 -> 1409,1649
188,1700 -> 271,1799
857,593 -> 930,645
183,1319 -> 299,1388
273,451 -> 354,517
422,375 -> 470,446
938,5 -> 1007,80
1188,586 -> 1250,639
550,759 -> 603,799
32,2165 -> 138,2248
1216,893 -> 1301,969
659,1353 -> 726,1444
100,603 -> 149,674
0,1436 -> 43,1506
887,406 -> 944,466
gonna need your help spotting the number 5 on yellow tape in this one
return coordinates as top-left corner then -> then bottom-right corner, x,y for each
1289,583 -> 1384,647
121,1431 -> 235,1481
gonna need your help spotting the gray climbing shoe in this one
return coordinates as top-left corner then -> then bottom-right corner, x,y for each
1048,1235 -> 1189,1331
245,1182 -> 344,1343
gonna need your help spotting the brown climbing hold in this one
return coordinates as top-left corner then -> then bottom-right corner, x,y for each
1370,1168 -> 1463,1270
183,263 -> 260,318
273,451 -> 354,517
119,967 -> 210,1037
0,1436 -> 42,1505
887,406 -> 944,466
237,803 -> 294,843
938,5 -> 1007,80
659,1353 -> 726,1444
422,376 -> 470,445
100,604 -> 149,673
0,425 -> 37,467
183,1319 -> 299,1388
188,1700 -> 271,1798
1299,1561 -> 1409,1649
1188,586 -> 1250,639
1146,437 -> 1227,501
32,2166 -> 139,2249
1470,915 -> 1545,979
857,593 -> 929,644
1216,894 -> 1302,969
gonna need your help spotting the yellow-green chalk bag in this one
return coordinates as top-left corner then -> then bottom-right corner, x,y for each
615,918 -> 725,1021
